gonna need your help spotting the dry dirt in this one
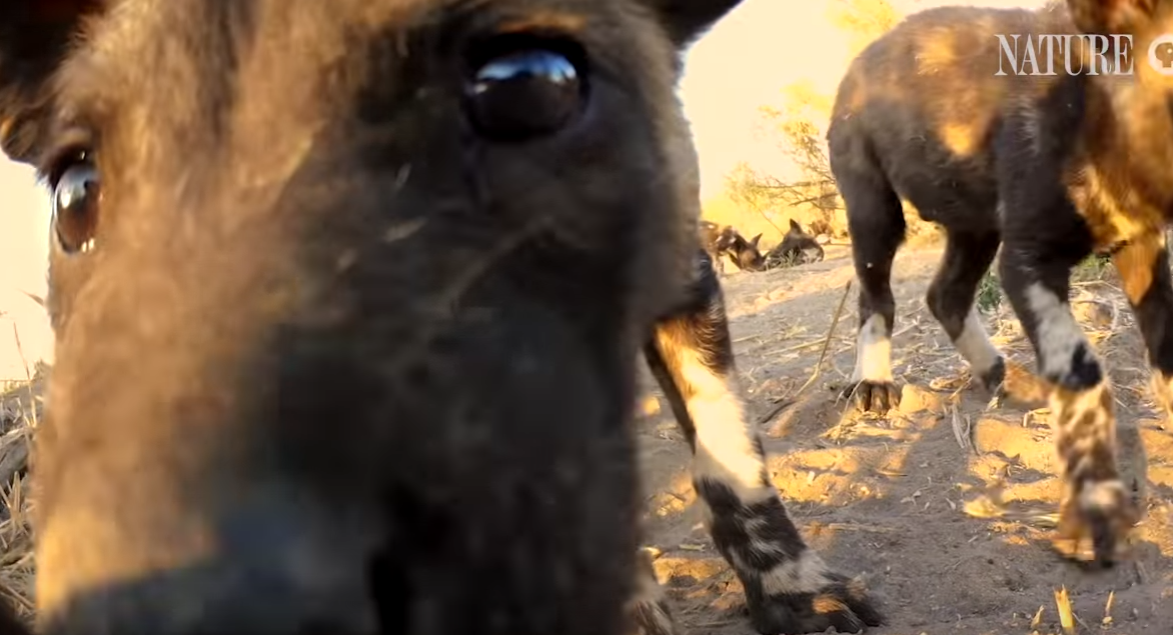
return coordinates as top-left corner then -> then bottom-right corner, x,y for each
635,245 -> 1173,635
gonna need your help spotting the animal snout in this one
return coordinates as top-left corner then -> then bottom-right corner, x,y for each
37,481 -> 385,635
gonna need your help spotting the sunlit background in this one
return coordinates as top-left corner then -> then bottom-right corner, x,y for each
0,0 -> 1048,381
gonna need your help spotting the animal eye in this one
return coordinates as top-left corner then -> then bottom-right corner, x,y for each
51,159 -> 101,255
465,44 -> 586,141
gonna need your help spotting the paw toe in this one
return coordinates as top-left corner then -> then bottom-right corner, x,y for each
847,381 -> 901,413
979,357 -> 1006,393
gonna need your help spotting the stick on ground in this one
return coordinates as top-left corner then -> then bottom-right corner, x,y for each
757,279 -> 852,425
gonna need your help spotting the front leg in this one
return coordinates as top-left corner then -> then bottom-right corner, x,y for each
624,549 -> 679,635
999,240 -> 1139,566
641,249 -> 881,634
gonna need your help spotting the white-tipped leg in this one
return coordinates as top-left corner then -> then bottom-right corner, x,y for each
850,313 -> 892,384
847,313 -> 900,412
953,307 -> 1007,391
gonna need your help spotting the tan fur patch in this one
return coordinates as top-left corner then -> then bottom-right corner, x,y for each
1112,231 -> 1165,305
651,319 -> 771,505
812,594 -> 850,616
499,10 -> 587,34
36,497 -> 215,614
914,32 -> 958,75
1046,381 -> 1138,561
1150,372 -> 1173,419
938,122 -> 982,157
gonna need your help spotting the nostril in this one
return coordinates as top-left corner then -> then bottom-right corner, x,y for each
366,491 -> 455,633
38,487 -> 389,635
368,550 -> 411,633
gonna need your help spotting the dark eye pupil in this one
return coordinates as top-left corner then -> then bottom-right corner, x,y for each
53,162 -> 100,254
467,48 -> 584,140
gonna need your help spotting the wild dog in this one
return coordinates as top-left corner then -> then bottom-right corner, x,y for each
699,219 -> 734,274
0,1 -> 880,634
763,218 -> 825,268
723,228 -> 766,271
827,0 -> 1169,566
699,219 -> 765,273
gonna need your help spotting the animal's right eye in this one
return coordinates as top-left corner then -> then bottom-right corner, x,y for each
464,39 -> 588,141
51,158 -> 101,255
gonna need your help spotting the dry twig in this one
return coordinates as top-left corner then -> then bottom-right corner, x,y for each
757,279 -> 852,424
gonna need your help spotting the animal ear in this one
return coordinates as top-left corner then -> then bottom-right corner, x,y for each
642,0 -> 746,48
0,1 -> 103,163
749,233 -> 761,248
1066,0 -> 1158,35
789,218 -> 801,232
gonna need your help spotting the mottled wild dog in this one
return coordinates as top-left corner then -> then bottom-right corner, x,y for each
764,218 -> 825,268
828,0 -> 1171,566
724,228 -> 766,270
0,1 -> 880,634
698,219 -> 765,273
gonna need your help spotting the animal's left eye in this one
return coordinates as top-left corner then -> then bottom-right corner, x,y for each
51,158 -> 101,255
465,45 -> 586,141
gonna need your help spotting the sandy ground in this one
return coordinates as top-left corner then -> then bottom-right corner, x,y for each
635,245 -> 1173,634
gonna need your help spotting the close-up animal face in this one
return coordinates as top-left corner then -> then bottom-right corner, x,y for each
0,1 -> 742,633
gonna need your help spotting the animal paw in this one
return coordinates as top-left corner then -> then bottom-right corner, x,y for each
626,549 -> 680,635
978,357 -> 1006,394
844,380 -> 901,413
1051,479 -> 1140,568
748,571 -> 883,635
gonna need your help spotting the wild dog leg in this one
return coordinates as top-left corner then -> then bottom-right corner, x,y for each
1113,234 -> 1173,418
925,228 -> 1006,392
1106,232 -> 1173,513
642,249 -> 882,634
836,147 -> 906,413
1000,239 -> 1139,566
623,549 -> 679,635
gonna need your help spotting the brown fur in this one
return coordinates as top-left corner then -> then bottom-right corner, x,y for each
0,1 -> 781,633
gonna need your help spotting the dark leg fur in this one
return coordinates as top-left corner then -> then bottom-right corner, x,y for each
1113,235 -> 1173,418
999,219 -> 1137,566
1110,234 -> 1173,515
838,158 -> 905,413
641,249 -> 882,634
926,229 -> 1007,392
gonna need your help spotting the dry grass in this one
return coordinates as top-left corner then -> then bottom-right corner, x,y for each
0,375 -> 41,623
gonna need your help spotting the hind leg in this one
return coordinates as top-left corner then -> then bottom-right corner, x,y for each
926,229 -> 1007,392
642,249 -> 882,635
839,166 -> 906,413
1112,233 -> 1173,417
